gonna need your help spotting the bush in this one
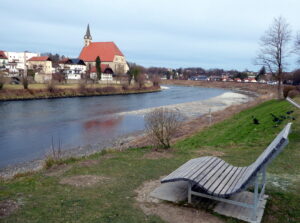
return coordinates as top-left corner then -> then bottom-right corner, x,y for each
0,75 -> 4,90
22,76 -> 29,89
78,82 -> 86,93
145,108 -> 183,149
102,86 -> 117,93
47,82 -> 57,93
44,137 -> 63,169
137,73 -> 146,89
151,74 -> 161,87
283,85 -> 296,98
122,83 -> 129,91
288,89 -> 300,98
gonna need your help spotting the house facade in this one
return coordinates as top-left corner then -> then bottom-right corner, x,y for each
79,25 -> 129,75
0,51 -> 8,70
28,56 -> 53,74
58,58 -> 86,80
4,51 -> 39,71
90,64 -> 114,81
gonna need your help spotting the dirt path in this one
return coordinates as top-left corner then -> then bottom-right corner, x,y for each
135,178 -> 224,223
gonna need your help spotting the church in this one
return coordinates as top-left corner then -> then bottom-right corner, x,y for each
79,25 -> 129,75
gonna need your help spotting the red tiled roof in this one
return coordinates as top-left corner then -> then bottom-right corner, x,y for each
90,64 -> 110,73
0,51 -> 8,59
79,42 -> 124,62
28,56 -> 51,61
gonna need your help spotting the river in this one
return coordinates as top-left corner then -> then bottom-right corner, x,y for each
0,85 -> 232,168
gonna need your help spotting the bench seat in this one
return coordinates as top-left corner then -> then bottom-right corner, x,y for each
162,122 -> 291,197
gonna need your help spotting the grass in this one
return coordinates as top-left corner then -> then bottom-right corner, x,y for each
0,99 -> 299,222
294,96 -> 300,104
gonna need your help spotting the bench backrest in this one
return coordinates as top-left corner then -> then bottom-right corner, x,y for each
238,123 -> 292,188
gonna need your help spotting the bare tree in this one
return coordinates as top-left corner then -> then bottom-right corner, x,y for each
150,74 -> 161,87
256,16 -> 292,99
145,108 -> 183,149
137,73 -> 146,89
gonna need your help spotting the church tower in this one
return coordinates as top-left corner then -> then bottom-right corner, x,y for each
84,24 -> 92,47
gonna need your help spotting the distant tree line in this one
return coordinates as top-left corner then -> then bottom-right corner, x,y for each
41,52 -> 66,67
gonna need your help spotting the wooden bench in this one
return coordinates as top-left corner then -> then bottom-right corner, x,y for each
286,97 -> 300,109
161,123 -> 292,221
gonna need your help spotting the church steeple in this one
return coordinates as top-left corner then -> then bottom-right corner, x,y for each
84,24 -> 92,47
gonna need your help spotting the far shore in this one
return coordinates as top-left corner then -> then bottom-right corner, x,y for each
162,79 -> 277,96
0,83 -> 161,101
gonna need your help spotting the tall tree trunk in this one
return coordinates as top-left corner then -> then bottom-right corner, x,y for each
277,71 -> 283,99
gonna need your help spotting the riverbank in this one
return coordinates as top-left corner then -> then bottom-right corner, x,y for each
162,79 -> 277,96
0,98 -> 299,222
0,84 -> 161,101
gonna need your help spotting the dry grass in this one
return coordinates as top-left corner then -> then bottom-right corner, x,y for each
59,175 -> 110,187
0,200 -> 19,219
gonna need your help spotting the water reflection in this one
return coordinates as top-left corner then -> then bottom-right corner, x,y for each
84,116 -> 123,132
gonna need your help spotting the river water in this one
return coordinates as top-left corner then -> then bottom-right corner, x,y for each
0,85 -> 229,168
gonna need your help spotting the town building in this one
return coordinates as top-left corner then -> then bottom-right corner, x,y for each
79,25 -> 129,75
4,51 -> 39,72
27,56 -> 53,74
0,51 -> 8,70
90,64 -> 114,81
58,58 -> 86,80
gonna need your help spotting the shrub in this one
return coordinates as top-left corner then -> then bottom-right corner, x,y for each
52,73 -> 66,83
283,85 -> 296,98
44,137 -> 63,169
47,82 -> 57,93
122,83 -> 129,91
102,86 -> 117,93
151,74 -> 161,87
0,75 -> 4,90
288,89 -> 300,98
137,73 -> 146,89
78,82 -> 86,94
22,76 -> 29,89
145,108 -> 183,149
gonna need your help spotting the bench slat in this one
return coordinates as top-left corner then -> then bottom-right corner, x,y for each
206,165 -> 235,193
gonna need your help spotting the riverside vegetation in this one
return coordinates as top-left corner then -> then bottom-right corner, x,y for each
0,83 -> 160,101
0,98 -> 299,222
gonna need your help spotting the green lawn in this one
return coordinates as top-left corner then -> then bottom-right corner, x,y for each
0,99 -> 299,223
294,96 -> 300,104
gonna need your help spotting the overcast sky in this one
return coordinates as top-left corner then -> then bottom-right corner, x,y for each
1,0 -> 299,71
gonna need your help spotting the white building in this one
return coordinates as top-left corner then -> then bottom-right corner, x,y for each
58,58 -> 86,80
0,51 -> 8,70
4,51 -> 40,73
90,64 -> 114,81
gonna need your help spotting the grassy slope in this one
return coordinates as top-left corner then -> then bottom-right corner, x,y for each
0,99 -> 299,223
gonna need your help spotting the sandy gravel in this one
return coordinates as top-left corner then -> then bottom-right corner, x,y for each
118,92 -> 251,118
